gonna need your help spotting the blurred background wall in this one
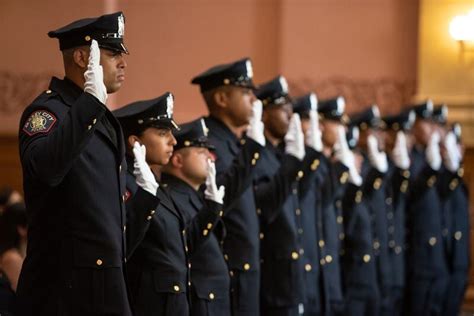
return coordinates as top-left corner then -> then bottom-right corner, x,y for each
1,0 -> 474,308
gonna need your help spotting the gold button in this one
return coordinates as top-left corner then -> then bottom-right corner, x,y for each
229,270 -> 234,277
119,165 -> 122,172
320,258 -> 326,265
403,170 -> 410,178
295,208 -> 301,216
311,159 -> 320,171
335,200 -> 342,208
96,259 -> 103,266
292,188 -> 298,195
336,216 -> 343,224
291,252 -> 299,260
123,225 -> 126,232
173,285 -> 180,292
450,179 -> 459,190
454,231 -> 462,240
429,237 -> 437,246
395,246 -> 402,254
298,228 -> 304,234
224,254 -> 229,261
85,35 -> 91,41
150,210 -> 156,215
355,191 -> 363,203
339,233 -> 345,240
373,241 -> 380,249
87,125 -> 92,130
400,180 -> 408,192
325,255 -> 333,263
254,152 -> 260,160
251,159 -> 257,165
182,230 -> 186,236
259,233 -> 264,240
305,264 -> 312,272
188,263 -> 192,269
45,89 -> 52,94
458,168 -> 464,177
363,254 -> 371,263
256,208 -> 262,215
299,248 -> 304,255
188,281 -> 191,287
209,292 -> 215,300
92,118 -> 97,125
340,172 -> 349,184
243,263 -> 250,270
373,178 -> 382,190
203,229 -> 209,236
318,240 -> 325,248
122,195 -> 126,202
207,223 -> 213,229
385,197 -> 392,205
297,171 -> 304,179
146,215 -> 152,220
389,240 -> 395,248
240,139 -> 246,145
427,175 -> 437,187
185,246 -> 189,252
219,211 -> 224,217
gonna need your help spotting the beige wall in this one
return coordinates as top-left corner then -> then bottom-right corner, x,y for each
1,0 -> 419,135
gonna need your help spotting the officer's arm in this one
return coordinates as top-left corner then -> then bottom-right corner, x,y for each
125,175 -> 160,259
253,154 -> 302,224
297,147 -> 324,199
20,93 -> 107,186
176,197 -> 223,255
215,137 -> 264,207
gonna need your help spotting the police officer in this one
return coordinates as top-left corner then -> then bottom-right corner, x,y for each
350,105 -> 393,316
254,76 -> 320,316
405,100 -> 449,316
160,113 -> 266,316
317,96 -> 359,316
439,122 -> 469,316
382,109 -> 415,316
191,58 -> 268,316
115,93 -> 227,316
292,93 -> 324,316
17,12 -> 130,316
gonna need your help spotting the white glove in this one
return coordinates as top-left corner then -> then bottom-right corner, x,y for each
333,126 -> 362,186
443,131 -> 461,172
285,114 -> 306,160
204,159 -> 225,204
367,134 -> 388,173
246,100 -> 266,146
132,142 -> 159,196
391,131 -> 410,170
306,110 -> 323,152
84,40 -> 108,104
426,132 -> 442,171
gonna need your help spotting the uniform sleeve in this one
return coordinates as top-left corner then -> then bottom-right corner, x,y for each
20,92 -> 107,187
125,175 -> 161,259
178,199 -> 224,255
216,137 -> 264,208
298,147 -> 324,199
254,154 -> 302,224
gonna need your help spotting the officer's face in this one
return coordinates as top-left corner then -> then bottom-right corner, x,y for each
263,103 -> 293,140
225,87 -> 256,127
136,127 -> 177,166
413,119 -> 432,146
179,147 -> 212,185
321,120 -> 342,148
100,49 -> 127,93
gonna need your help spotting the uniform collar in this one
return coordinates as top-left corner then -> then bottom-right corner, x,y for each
161,172 -> 198,195
49,76 -> 84,106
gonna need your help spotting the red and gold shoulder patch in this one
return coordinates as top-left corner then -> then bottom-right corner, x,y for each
22,110 -> 57,136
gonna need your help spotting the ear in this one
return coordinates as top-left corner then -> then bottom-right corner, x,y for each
170,152 -> 184,169
128,135 -> 141,149
213,89 -> 229,109
72,47 -> 89,69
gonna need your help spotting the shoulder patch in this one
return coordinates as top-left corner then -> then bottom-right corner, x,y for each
124,189 -> 131,202
22,110 -> 57,136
